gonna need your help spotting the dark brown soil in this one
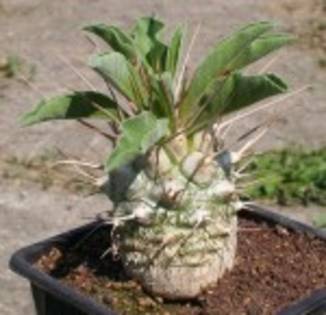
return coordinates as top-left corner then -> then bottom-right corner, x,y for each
36,216 -> 326,315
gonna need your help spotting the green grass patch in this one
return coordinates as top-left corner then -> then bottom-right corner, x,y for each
0,54 -> 36,79
244,148 -> 326,206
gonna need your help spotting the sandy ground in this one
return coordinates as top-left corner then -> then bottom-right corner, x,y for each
0,0 -> 325,314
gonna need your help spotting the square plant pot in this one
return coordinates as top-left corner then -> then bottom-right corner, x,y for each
9,206 -> 326,315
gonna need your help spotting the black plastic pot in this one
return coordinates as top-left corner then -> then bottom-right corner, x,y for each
9,205 -> 326,315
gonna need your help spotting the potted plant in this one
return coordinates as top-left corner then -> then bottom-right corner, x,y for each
10,17 -> 326,314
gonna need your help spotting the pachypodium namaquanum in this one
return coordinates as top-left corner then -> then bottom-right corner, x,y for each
21,17 -> 294,299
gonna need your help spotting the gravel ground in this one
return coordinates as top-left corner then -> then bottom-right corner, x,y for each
0,0 -> 325,314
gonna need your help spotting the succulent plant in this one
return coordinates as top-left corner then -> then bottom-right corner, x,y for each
21,17 -> 294,299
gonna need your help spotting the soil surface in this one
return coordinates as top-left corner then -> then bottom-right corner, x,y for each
1,0 -> 325,314
37,215 -> 326,315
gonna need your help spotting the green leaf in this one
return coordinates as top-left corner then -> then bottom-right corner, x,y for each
221,72 -> 288,114
106,111 -> 169,171
147,42 -> 167,72
194,73 -> 288,131
21,91 -> 120,126
84,24 -> 136,61
150,72 -> 175,126
165,26 -> 183,76
131,17 -> 167,72
228,33 -> 295,70
132,16 -> 165,51
89,52 -> 148,108
179,21 -> 294,122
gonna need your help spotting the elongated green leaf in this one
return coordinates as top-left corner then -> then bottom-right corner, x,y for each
21,91 -> 120,126
131,17 -> 168,72
194,72 -> 288,131
84,24 -> 136,61
106,111 -> 169,171
165,26 -> 183,76
132,16 -> 165,53
179,21 -> 294,122
228,33 -> 295,70
89,52 -> 148,108
150,72 -> 175,125
147,42 -> 167,72
223,73 -> 287,113
135,17 -> 164,37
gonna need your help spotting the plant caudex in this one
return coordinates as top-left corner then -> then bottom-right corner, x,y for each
21,17 -> 294,299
